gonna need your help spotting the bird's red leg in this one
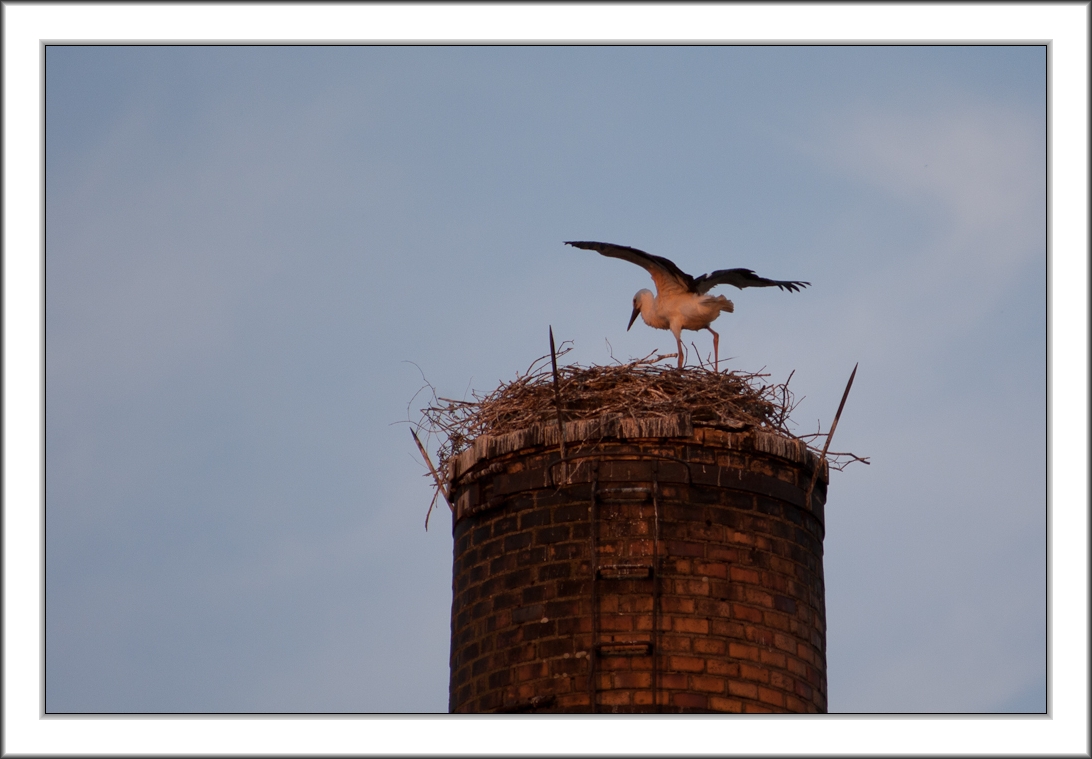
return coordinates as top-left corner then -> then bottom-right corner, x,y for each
708,327 -> 720,371
675,334 -> 685,368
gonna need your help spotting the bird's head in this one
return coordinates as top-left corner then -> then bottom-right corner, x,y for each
628,289 -> 652,330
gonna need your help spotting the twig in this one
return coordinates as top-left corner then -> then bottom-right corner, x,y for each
549,326 -> 567,463
605,338 -> 622,365
411,428 -> 454,517
424,488 -> 440,531
826,451 -> 871,468
690,341 -> 705,370
777,370 -> 796,428
805,363 -> 858,508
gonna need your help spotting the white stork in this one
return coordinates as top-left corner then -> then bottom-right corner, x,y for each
565,240 -> 809,369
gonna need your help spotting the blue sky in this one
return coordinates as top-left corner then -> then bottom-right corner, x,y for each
42,42 -> 1047,716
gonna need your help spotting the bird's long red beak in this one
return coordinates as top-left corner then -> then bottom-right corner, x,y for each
627,304 -> 640,331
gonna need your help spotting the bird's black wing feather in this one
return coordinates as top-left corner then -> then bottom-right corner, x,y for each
693,268 -> 810,294
565,241 -> 695,290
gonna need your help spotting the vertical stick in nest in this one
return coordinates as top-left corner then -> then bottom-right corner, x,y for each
805,363 -> 858,509
549,326 -> 567,470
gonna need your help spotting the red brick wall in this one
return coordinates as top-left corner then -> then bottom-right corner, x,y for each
448,428 -> 827,713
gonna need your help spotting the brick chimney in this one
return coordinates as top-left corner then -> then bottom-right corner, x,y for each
447,413 -> 827,713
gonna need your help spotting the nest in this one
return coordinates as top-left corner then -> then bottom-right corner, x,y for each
411,347 -> 867,509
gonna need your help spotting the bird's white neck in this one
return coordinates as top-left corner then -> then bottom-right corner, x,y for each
636,289 -> 669,330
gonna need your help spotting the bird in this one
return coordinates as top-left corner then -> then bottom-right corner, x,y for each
565,240 -> 809,370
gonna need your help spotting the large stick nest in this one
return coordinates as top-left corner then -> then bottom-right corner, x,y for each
411,347 -> 867,489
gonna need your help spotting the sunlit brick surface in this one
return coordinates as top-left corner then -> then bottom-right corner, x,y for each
448,426 -> 827,713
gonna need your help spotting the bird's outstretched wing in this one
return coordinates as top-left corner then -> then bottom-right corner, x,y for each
692,268 -> 810,294
565,241 -> 694,295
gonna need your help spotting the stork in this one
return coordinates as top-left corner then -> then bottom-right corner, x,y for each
565,240 -> 809,369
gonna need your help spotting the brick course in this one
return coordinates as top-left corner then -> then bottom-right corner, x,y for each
448,425 -> 827,713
